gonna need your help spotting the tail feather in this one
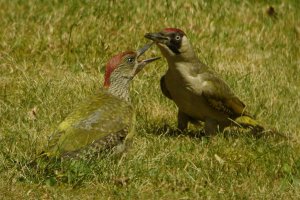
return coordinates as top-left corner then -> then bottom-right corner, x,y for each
233,116 -> 265,131
233,116 -> 288,139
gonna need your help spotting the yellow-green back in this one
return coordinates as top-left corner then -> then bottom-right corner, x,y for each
47,90 -> 133,157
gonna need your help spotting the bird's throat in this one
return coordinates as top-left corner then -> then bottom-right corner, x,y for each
108,79 -> 131,102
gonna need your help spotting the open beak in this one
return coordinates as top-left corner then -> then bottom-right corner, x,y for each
134,43 -> 160,75
144,32 -> 169,44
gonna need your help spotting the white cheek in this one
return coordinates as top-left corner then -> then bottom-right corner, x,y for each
180,36 -> 189,52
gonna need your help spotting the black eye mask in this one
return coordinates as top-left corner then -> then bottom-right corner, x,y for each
167,33 -> 183,54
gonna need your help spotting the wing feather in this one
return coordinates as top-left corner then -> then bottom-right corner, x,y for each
199,72 -> 249,117
48,90 -> 133,155
160,75 -> 172,100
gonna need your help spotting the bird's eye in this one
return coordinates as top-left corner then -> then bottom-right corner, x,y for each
127,57 -> 135,63
175,35 -> 181,40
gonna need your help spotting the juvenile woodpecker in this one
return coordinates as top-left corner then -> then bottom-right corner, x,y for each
46,43 -> 159,158
145,28 -> 264,134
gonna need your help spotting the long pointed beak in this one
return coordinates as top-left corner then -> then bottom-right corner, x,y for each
136,43 -> 153,58
144,32 -> 169,44
134,43 -> 160,75
138,56 -> 161,66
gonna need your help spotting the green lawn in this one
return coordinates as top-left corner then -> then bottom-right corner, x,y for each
1,0 -> 300,199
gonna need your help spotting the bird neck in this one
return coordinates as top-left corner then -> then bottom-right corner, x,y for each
165,51 -> 208,76
162,39 -> 210,75
159,40 -> 202,65
108,76 -> 131,102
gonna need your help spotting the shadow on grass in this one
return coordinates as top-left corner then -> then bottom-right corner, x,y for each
144,122 -> 206,139
142,120 -> 289,142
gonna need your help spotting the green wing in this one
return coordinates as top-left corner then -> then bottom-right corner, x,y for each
200,72 -> 249,118
47,90 -> 133,156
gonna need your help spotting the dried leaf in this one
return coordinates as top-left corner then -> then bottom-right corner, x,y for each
28,106 -> 38,120
214,154 -> 225,165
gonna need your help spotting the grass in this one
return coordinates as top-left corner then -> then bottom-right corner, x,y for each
0,0 -> 300,199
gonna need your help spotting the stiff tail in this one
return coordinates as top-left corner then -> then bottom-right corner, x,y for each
25,151 -> 55,168
233,116 -> 265,132
233,116 -> 287,139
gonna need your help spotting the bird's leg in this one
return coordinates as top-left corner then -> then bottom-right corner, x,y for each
177,111 -> 189,132
117,147 -> 127,167
117,129 -> 134,166
204,118 -> 225,135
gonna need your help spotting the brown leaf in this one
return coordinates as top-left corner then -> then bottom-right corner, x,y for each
266,6 -> 277,18
28,106 -> 38,120
114,177 -> 130,186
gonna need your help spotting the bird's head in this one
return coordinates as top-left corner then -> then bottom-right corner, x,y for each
145,28 -> 192,57
104,43 -> 160,88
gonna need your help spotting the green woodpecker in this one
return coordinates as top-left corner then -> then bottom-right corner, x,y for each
46,43 -> 159,158
145,28 -> 264,134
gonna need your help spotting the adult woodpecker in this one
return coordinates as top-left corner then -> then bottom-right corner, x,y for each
46,43 -> 160,158
145,28 -> 265,134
